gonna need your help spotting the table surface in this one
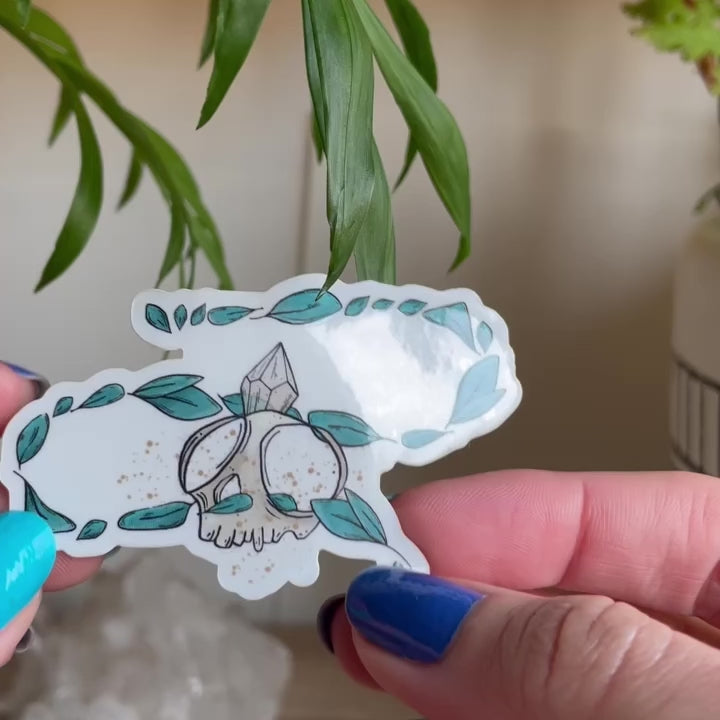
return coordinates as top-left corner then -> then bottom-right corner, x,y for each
269,626 -> 415,720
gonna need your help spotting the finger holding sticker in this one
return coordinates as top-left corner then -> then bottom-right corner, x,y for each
0,276 -> 521,601
0,362 -> 102,664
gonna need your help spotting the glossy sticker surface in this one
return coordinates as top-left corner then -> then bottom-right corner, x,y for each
0,275 -> 521,599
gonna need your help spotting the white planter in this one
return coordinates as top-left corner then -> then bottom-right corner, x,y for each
671,216 -> 720,475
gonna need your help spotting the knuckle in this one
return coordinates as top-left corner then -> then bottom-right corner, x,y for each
496,596 -> 655,716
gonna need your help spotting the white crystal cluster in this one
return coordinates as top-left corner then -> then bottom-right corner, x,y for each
0,551 -> 291,720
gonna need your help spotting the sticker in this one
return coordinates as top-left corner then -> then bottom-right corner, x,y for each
0,275 -> 521,600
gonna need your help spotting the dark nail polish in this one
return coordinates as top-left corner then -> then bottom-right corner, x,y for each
2,363 -> 49,398
14,626 -> 35,655
316,594 -> 345,654
346,568 -> 484,664
384,493 -> 399,502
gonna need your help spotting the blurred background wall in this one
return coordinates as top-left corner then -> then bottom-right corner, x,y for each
1,0 -> 718,621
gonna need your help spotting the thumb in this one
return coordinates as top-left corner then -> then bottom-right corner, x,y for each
345,568 -> 720,720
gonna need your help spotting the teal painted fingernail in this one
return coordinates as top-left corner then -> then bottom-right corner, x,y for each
0,512 -> 56,629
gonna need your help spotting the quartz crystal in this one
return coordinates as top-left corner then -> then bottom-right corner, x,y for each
241,343 -> 298,414
0,550 -> 291,720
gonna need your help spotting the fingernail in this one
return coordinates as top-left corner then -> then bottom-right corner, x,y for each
0,512 -> 56,629
2,363 -> 49,398
316,594 -> 345,654
384,493 -> 399,502
346,567 -> 484,664
14,626 -> 35,654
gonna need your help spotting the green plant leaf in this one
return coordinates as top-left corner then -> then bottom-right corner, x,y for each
145,303 -> 172,333
117,149 -> 143,209
79,383 -> 125,409
354,142 -> 397,284
301,0 -> 326,147
423,302 -> 475,351
134,375 -> 203,399
48,86 -> 73,145
401,428 -> 445,448
345,488 -> 386,543
199,0 -> 219,67
220,392 -> 245,416
384,0 -> 438,188
344,296 -> 369,316
16,414 -> 49,465
305,0 -> 376,288
25,483 -> 75,533
198,0 -> 272,128
191,303 -> 207,325
207,493 -> 253,514
156,203 -> 185,286
118,501 -> 192,530
174,304 -> 188,330
267,288 -> 342,324
53,396 -> 73,416
207,306 -> 253,325
308,410 -> 382,447
77,519 -> 107,540
311,497 -> 376,542
352,0 -> 471,270
15,0 -> 30,25
310,111 -> 324,161
134,386 -> 222,421
269,493 -> 298,512
35,98 -> 103,291
448,355 -> 504,425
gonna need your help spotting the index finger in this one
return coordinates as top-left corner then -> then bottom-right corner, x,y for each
395,469 -> 720,624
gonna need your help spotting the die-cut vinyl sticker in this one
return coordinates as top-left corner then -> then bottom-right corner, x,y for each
0,275 -> 522,600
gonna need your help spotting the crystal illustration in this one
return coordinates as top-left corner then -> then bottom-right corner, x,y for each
240,343 -> 298,414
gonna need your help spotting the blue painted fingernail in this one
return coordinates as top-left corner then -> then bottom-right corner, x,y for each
0,512 -> 56,629
346,567 -> 484,664
316,594 -> 345,654
2,363 -> 49,398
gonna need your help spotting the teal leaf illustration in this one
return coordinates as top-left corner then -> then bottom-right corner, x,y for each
307,411 -> 381,447
345,296 -> 369,317
118,501 -> 192,530
268,493 -> 298,512
423,302 -> 475,351
191,304 -> 207,326
372,298 -> 393,310
25,484 -> 75,533
133,375 -> 203,399
207,306 -> 254,325
207,493 -> 253,514
311,498 -> 375,542
397,299 -> 426,316
134,386 -> 222,421
145,304 -> 171,333
77,519 -> 107,540
477,321 -> 493,352
285,407 -> 302,421
79,384 -> 125,409
448,355 -> 504,425
345,489 -> 386,544
221,393 -> 245,416
53,396 -> 73,417
174,304 -> 188,330
401,429 -> 446,448
16,414 -> 50,466
268,289 -> 342,324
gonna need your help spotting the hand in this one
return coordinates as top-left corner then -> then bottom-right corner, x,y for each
318,470 -> 720,719
0,363 -> 102,665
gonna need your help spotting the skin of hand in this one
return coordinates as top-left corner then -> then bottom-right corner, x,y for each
318,470 -> 720,720
0,363 -> 102,665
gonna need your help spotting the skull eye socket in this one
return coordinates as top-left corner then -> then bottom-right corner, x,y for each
260,424 -> 345,513
180,416 -> 249,493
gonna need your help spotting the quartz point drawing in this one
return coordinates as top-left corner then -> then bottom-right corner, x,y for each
240,343 -> 298,414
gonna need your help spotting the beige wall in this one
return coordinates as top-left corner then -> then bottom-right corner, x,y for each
1,0 -> 717,620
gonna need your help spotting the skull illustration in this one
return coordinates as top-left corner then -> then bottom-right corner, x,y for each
179,344 -> 348,551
